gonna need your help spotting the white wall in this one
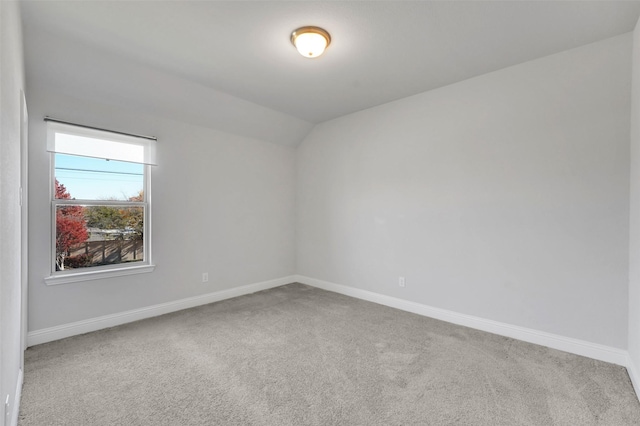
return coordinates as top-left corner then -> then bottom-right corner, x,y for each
297,34 -> 631,349
0,1 -> 25,425
628,17 -> 640,393
27,87 -> 296,331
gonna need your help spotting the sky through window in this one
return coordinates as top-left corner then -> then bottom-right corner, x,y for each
55,153 -> 143,201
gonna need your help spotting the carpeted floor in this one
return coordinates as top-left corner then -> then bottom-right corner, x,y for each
19,283 -> 640,425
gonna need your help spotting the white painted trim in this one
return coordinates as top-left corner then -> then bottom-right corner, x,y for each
45,263 -> 156,286
295,275 -> 628,366
627,354 -> 640,401
9,368 -> 23,426
28,276 -> 296,346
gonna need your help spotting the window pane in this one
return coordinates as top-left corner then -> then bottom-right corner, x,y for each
55,153 -> 143,201
56,205 -> 144,271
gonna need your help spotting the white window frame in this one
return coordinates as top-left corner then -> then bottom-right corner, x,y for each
45,121 -> 155,285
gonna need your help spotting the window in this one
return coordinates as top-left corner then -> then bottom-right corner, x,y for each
45,119 -> 157,285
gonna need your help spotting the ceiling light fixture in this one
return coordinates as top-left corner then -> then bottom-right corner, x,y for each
291,26 -> 331,59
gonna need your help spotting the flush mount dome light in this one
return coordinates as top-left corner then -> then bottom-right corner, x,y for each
291,26 -> 331,58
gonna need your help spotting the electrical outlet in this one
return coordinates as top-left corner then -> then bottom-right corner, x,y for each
399,276 -> 405,287
202,272 -> 209,283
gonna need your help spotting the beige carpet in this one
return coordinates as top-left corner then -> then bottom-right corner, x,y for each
19,283 -> 640,425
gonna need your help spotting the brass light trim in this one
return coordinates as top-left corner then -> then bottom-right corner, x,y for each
290,26 -> 331,58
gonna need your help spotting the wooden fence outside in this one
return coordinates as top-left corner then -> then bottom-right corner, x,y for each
68,239 -> 144,267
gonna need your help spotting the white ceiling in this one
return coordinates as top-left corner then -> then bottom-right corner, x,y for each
20,1 -> 640,144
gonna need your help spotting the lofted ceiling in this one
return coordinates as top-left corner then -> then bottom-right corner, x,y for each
20,1 -> 640,146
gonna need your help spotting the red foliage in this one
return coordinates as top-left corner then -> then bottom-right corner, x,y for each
55,179 -> 72,200
55,180 -> 88,269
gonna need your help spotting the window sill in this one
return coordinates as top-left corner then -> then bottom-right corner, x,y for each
45,264 -> 155,286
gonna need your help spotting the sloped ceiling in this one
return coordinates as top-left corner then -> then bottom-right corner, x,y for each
21,1 -> 640,146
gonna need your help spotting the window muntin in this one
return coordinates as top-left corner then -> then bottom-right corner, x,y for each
47,121 -> 155,279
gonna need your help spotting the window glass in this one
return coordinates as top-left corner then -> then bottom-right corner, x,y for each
53,154 -> 147,272
55,202 -> 145,271
48,120 -> 154,277
55,154 -> 143,201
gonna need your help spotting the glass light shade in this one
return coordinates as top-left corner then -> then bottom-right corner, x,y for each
291,27 -> 331,58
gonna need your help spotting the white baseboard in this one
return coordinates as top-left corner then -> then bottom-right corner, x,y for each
27,276 -> 296,347
9,368 -> 23,426
295,275 -> 628,367
627,354 -> 640,400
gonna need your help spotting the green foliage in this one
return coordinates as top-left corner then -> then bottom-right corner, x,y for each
85,205 -> 124,229
84,191 -> 144,240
